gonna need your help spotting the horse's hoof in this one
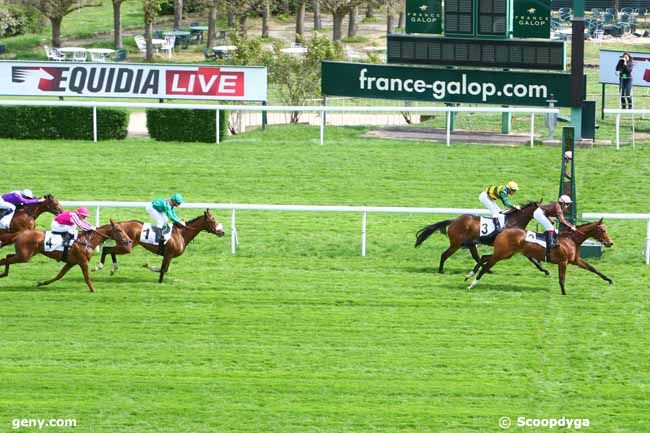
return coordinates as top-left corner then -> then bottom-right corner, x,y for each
36,281 -> 44,287
544,271 -> 550,276
608,279 -> 614,285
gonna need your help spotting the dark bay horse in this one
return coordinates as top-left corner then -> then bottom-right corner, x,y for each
93,210 -> 225,283
465,219 -> 614,295
0,220 -> 132,292
415,200 -> 541,273
0,194 -> 64,248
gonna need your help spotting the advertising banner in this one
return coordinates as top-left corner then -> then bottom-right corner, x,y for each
599,50 -> 650,87
513,0 -> 551,38
405,0 -> 443,34
322,61 -> 582,107
0,61 -> 268,101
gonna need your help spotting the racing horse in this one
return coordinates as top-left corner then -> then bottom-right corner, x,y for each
464,219 -> 614,295
0,220 -> 132,292
415,200 -> 543,273
0,194 -> 64,247
93,210 -> 225,283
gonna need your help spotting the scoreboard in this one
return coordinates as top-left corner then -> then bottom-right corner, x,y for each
387,34 -> 565,70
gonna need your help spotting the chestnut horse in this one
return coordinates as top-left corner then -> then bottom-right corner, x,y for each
415,200 -> 542,273
0,194 -> 64,248
465,219 -> 614,295
93,210 -> 225,283
0,220 -> 132,292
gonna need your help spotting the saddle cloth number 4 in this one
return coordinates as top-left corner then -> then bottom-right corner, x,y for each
44,232 -> 75,252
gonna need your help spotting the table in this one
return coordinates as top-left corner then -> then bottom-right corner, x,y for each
87,48 -> 115,62
280,47 -> 308,55
362,46 -> 386,52
213,45 -> 238,59
165,30 -> 191,48
189,26 -> 208,43
57,47 -> 87,62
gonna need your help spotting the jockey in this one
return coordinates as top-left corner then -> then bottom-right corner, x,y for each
533,195 -> 577,261
478,181 -> 520,230
146,194 -> 186,247
51,207 -> 95,246
0,189 -> 42,218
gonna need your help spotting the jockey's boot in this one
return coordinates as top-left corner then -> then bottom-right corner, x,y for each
493,217 -> 501,232
545,230 -> 557,262
154,227 -> 165,255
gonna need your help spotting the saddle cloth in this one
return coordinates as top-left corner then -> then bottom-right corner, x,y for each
525,231 -> 547,248
0,210 -> 14,230
479,214 -> 506,238
44,232 -> 78,252
140,223 -> 173,246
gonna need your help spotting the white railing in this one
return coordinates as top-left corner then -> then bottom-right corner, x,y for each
61,200 -> 492,257
58,200 -> 650,263
582,212 -> 650,265
604,108 -> 647,150
0,100 -> 559,146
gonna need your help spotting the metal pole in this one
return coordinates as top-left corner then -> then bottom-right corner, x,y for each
231,208 -> 237,255
601,83 -> 606,120
361,211 -> 367,257
446,110 -> 451,147
616,113 -> 620,150
261,101 -> 267,130
320,109 -> 325,145
216,109 -> 220,144
632,114 -> 636,149
92,106 -> 97,142
646,218 -> 650,265
570,0 -> 586,140
530,113 -> 535,147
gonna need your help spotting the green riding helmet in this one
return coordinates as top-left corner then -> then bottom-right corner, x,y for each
170,193 -> 185,205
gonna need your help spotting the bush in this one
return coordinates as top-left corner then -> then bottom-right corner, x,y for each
0,4 -> 41,37
146,108 -> 228,143
0,106 -> 128,140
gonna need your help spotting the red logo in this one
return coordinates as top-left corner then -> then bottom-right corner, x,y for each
165,67 -> 244,96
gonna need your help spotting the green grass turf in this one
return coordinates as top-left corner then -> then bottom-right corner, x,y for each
1,125 -> 649,433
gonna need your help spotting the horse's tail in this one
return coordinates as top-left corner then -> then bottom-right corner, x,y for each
415,220 -> 452,247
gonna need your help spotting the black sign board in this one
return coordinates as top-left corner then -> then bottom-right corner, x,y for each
445,0 -> 474,35
387,34 -> 566,70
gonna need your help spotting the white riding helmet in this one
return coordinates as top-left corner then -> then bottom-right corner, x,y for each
564,151 -> 573,160
559,194 -> 573,204
21,189 -> 34,198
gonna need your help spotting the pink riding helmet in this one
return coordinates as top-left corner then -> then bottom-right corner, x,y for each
76,207 -> 90,217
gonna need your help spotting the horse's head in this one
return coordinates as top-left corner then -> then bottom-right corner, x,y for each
592,218 -> 614,248
109,219 -> 133,251
43,194 -> 64,215
204,210 -> 225,237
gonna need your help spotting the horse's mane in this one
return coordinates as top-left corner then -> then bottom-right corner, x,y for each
186,214 -> 204,225
502,200 -> 538,215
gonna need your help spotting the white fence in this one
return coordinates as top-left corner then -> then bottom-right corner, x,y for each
583,212 -> 650,265
59,201 -> 650,263
0,100 -> 559,146
605,108 -> 647,150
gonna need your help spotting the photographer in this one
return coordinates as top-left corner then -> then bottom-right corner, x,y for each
616,52 -> 634,109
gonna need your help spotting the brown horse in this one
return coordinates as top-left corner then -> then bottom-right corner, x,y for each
465,219 -> 614,295
415,200 -> 543,273
93,210 -> 225,283
0,194 -> 64,247
0,220 -> 132,292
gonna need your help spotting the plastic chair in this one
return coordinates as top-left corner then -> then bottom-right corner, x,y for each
160,35 -> 175,58
134,36 -> 147,54
43,45 -> 65,61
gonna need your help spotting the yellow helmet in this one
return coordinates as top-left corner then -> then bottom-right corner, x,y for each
506,181 -> 519,191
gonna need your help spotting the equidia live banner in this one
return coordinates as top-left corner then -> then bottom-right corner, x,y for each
0,61 -> 268,101
322,61 -> 582,107
599,50 -> 650,88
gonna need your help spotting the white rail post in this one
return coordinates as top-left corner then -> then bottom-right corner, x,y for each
530,113 -> 535,147
215,109 -> 220,144
646,217 -> 650,265
361,211 -> 367,257
92,106 -> 98,143
320,109 -> 325,145
616,113 -> 620,150
446,110 -> 451,147
231,208 -> 237,255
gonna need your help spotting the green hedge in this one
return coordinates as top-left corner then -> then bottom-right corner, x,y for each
0,106 -> 128,140
146,108 -> 229,143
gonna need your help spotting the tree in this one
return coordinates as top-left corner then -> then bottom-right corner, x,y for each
261,0 -> 270,37
174,0 -> 182,28
142,0 -> 160,61
365,2 -> 374,18
206,0 -> 218,48
321,0 -> 365,40
385,0 -> 399,34
26,0 -> 101,47
295,0 -> 305,42
312,0 -> 321,30
347,4 -> 358,37
112,0 -> 127,48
